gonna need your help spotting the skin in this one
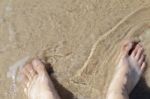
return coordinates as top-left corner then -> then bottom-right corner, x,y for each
19,40 -> 146,99
20,59 -> 60,99
107,40 -> 146,99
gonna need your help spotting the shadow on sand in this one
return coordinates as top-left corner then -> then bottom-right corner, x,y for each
130,77 -> 150,99
44,62 -> 76,99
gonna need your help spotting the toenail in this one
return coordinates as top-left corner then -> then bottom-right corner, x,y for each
32,59 -> 41,67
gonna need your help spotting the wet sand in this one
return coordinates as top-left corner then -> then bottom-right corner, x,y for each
0,0 -> 150,99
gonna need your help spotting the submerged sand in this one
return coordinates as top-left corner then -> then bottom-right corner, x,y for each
0,0 -> 150,99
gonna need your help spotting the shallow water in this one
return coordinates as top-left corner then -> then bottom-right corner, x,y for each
0,0 -> 150,99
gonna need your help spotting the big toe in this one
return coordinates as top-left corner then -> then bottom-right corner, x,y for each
122,40 -> 134,56
32,59 -> 46,74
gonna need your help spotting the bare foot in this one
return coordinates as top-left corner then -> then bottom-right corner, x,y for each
20,59 -> 60,99
107,40 -> 146,99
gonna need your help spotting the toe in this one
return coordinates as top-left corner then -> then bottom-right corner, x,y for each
32,59 -> 46,74
131,44 -> 141,57
122,41 -> 134,56
24,64 -> 34,80
19,71 -> 29,87
26,64 -> 37,79
138,54 -> 145,66
135,46 -> 144,60
21,66 -> 31,80
141,62 -> 146,73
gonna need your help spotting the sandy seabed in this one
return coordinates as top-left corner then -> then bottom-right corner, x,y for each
0,0 -> 150,99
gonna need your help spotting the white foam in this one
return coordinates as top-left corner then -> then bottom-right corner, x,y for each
7,56 -> 29,80
7,56 -> 30,98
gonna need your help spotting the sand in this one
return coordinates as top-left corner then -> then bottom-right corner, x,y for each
0,0 -> 150,99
